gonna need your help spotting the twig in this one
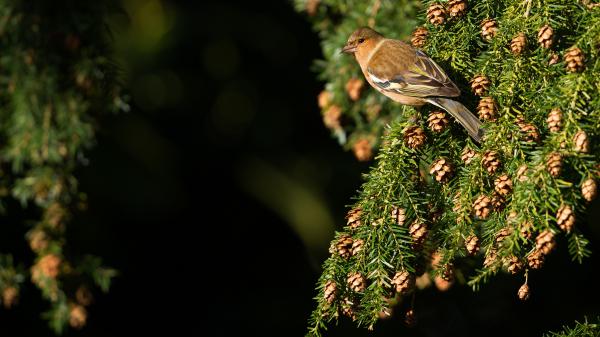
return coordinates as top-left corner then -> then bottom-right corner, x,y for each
368,0 -> 382,28
42,104 -> 51,161
524,0 -> 533,17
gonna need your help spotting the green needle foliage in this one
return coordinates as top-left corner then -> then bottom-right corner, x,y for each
296,0 -> 600,335
0,1 -> 125,333
543,317 -> 600,337
294,0 -> 422,150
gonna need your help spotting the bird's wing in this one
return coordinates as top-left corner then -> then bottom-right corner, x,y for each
367,40 -> 460,98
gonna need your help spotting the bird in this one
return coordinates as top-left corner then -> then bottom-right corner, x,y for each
341,27 -> 484,142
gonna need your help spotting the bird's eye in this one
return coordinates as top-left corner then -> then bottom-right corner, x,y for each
358,38 -> 365,44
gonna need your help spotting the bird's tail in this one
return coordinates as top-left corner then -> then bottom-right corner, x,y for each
426,97 -> 484,142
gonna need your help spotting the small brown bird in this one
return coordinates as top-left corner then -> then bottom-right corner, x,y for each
342,27 -> 483,142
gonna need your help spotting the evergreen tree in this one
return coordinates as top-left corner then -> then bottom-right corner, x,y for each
0,1 -> 124,332
296,0 -> 600,335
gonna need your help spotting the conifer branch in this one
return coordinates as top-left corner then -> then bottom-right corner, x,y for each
0,1 -> 126,332
297,0 -> 600,333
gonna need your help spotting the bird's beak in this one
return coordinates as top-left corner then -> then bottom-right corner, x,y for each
341,44 -> 357,54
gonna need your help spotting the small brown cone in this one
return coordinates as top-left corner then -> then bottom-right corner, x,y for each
482,151 -> 501,174
69,304 -> 87,329
404,126 -> 427,149
452,192 -> 462,213
471,75 -> 490,96
491,192 -> 506,211
447,0 -> 467,17
510,33 -> 527,55
323,280 -> 337,304
481,19 -> 498,40
429,158 -> 454,183
483,249 -> 498,268
549,52 -> 560,65
427,111 -> 449,132
507,210 -> 517,222
495,227 -> 513,245
477,96 -> 497,121
351,239 -> 364,256
76,286 -> 93,307
506,256 -> 523,275
411,26 -> 429,48
494,174 -> 513,196
547,152 -> 562,177
536,230 -> 556,255
547,108 -> 562,132
318,90 -> 332,109
45,202 -> 66,228
582,178 -> 597,202
346,207 -> 362,229
527,249 -> 545,269
516,164 -> 528,182
409,221 -> 428,247
520,221 -> 533,240
427,3 -> 446,26
345,77 -> 364,101
556,204 -> 575,233
434,274 -> 453,291
336,234 -> 353,259
465,235 -> 480,255
473,194 -> 492,219
28,229 -> 49,253
353,138 -> 372,162
517,283 -> 530,301
36,254 -> 62,279
582,0 -> 600,9
391,206 -> 406,226
347,272 -> 366,292
564,46 -> 585,73
573,130 -> 589,153
306,0 -> 320,16
391,271 -> 415,294
461,147 -> 477,164
2,287 -> 18,309
323,104 -> 342,130
517,119 -> 540,143
537,24 -> 554,49
404,309 -> 417,327
341,298 -> 356,320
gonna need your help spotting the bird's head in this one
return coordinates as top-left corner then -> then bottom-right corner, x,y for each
342,27 -> 383,54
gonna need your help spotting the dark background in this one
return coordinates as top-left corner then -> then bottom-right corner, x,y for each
1,0 -> 599,336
